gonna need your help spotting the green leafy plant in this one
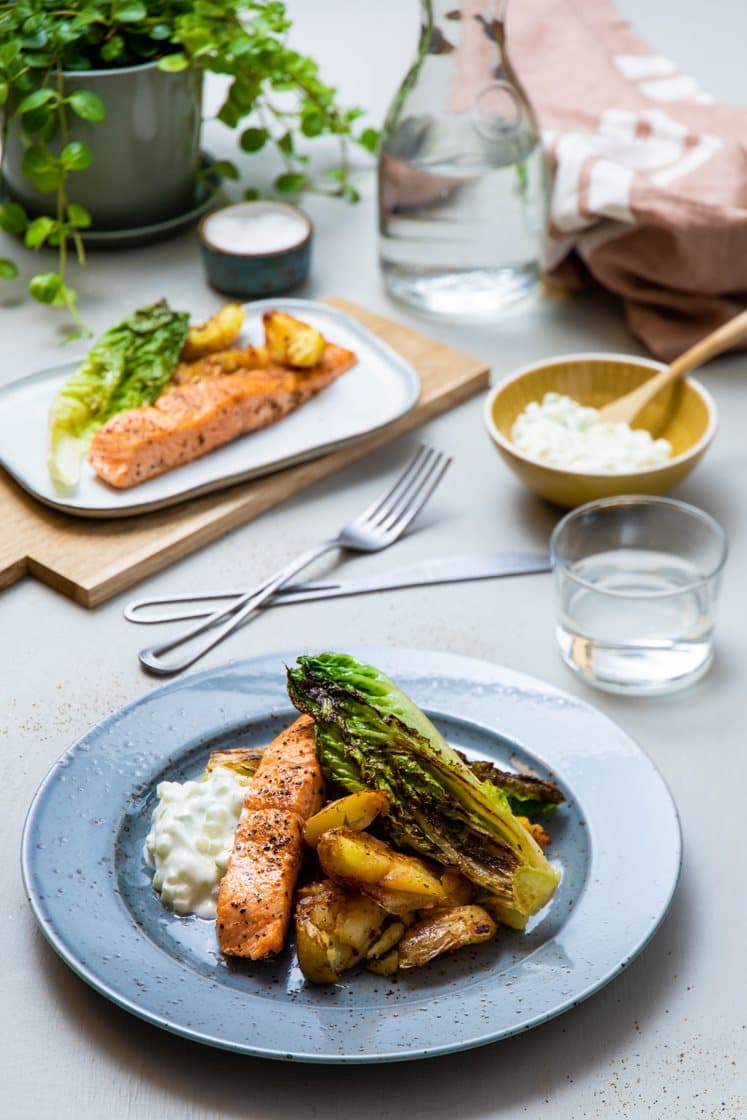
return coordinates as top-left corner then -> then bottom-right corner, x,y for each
0,1 -> 378,332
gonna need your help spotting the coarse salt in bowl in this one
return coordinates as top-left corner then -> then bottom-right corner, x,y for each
198,200 -> 313,299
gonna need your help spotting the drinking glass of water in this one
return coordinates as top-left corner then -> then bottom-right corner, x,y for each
550,496 -> 728,695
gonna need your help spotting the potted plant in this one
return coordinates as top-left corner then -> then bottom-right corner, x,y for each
0,1 -> 377,332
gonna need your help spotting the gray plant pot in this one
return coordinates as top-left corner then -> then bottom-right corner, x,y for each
4,59 -> 203,230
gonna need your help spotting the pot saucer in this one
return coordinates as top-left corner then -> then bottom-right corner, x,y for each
80,152 -> 222,250
1,152 -> 223,252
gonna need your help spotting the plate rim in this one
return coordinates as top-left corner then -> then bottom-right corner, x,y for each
20,646 -> 682,1062
0,299 -> 421,519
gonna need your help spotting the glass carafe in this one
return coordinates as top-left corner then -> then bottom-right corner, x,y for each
378,0 -> 547,316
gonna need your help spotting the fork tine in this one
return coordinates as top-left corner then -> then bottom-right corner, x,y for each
366,445 -> 438,528
379,450 -> 451,537
356,444 -> 433,524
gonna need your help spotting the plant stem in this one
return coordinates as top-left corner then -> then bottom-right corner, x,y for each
54,63 -> 88,334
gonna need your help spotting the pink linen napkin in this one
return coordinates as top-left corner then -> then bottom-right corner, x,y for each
508,0 -> 747,360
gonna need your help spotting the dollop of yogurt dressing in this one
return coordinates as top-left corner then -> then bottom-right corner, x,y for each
143,765 -> 247,919
511,392 -> 672,472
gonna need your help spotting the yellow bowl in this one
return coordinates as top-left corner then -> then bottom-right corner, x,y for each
483,353 -> 717,508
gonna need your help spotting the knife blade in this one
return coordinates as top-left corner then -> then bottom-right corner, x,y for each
124,552 -> 551,624
272,551 -> 551,603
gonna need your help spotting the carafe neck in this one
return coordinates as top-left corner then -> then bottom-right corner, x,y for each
422,0 -> 509,47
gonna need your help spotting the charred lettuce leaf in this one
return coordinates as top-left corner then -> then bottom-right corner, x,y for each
465,758 -> 564,817
48,299 -> 189,486
287,653 -> 561,928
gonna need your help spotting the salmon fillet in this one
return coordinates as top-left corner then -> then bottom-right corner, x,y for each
216,807 -> 305,960
217,715 -> 325,959
243,713 -> 326,820
87,342 -> 356,489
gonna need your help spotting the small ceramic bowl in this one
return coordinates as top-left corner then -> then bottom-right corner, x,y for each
483,352 -> 717,508
197,200 -> 313,299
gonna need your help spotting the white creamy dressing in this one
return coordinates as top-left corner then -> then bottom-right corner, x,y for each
202,201 -> 308,254
143,765 -> 248,919
511,392 -> 672,472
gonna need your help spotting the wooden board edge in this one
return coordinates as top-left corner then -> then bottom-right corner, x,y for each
0,553 -> 28,593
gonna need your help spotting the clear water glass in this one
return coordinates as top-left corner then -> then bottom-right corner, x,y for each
550,497 -> 728,695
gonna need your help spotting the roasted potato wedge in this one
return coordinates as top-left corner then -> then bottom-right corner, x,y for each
317,828 -> 448,916
295,906 -> 345,984
367,919 -> 407,960
263,310 -> 325,367
295,880 -> 402,984
303,790 -> 391,848
397,905 -> 497,970
172,344 -> 270,385
365,948 -> 399,976
204,746 -> 264,779
181,303 -> 246,360
516,815 -> 551,849
439,868 -> 475,906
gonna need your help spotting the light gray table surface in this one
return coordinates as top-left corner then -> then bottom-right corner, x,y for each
2,3 -> 745,1117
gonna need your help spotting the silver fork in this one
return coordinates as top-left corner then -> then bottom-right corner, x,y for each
138,444 -> 451,676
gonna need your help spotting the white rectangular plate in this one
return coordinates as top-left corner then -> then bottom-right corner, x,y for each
0,299 -> 420,519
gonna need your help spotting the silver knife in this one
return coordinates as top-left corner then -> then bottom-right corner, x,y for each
124,552 -> 551,624
274,551 -> 551,603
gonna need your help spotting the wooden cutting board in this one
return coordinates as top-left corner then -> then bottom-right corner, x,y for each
0,297 -> 490,607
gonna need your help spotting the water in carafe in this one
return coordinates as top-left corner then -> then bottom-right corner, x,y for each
378,0 -> 547,316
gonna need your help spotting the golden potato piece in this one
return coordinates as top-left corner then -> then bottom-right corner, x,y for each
294,880 -> 397,984
181,303 -> 246,360
366,919 -> 407,960
172,344 -> 270,385
303,790 -> 391,848
439,868 -> 475,906
263,310 -> 325,368
295,909 -> 342,984
204,746 -> 264,780
515,815 -> 551,849
317,828 -> 447,916
365,949 -> 399,976
397,905 -> 497,970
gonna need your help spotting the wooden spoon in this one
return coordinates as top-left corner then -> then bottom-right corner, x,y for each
596,306 -> 747,426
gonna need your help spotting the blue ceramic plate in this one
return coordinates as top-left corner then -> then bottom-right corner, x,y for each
21,648 -> 681,1063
